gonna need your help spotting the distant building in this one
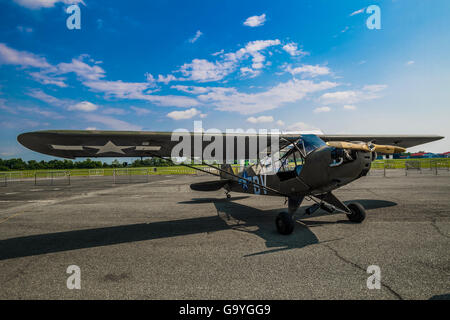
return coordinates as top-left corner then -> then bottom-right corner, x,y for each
410,152 -> 441,159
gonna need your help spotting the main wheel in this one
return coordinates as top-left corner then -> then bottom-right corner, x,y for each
276,212 -> 295,235
346,203 -> 366,223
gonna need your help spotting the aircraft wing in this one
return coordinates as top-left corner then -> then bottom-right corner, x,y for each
17,130 -> 444,159
318,134 -> 444,149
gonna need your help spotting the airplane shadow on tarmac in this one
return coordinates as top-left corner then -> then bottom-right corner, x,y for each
0,198 -> 396,261
212,198 -> 397,257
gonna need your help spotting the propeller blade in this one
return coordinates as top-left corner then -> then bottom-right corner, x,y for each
326,141 -> 371,152
372,145 -> 406,154
326,141 -> 406,154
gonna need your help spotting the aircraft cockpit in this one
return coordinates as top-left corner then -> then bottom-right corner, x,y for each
276,134 -> 327,180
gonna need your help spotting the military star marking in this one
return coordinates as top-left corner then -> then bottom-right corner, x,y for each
85,141 -> 134,154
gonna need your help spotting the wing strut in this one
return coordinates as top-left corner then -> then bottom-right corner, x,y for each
147,153 -> 289,197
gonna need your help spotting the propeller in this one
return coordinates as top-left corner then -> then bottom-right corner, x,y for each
326,141 -> 406,154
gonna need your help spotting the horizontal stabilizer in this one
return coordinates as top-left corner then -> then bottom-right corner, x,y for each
190,179 -> 231,192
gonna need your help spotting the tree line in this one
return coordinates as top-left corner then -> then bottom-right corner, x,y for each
0,158 -> 175,171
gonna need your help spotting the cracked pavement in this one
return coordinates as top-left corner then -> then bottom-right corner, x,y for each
0,173 -> 449,299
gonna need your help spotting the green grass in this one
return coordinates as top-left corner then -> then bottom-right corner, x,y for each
372,158 -> 449,169
0,165 -> 225,179
0,159 -> 448,179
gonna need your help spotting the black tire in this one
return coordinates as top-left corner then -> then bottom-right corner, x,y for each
276,212 -> 295,235
346,203 -> 366,223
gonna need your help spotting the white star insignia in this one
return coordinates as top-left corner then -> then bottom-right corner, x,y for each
85,141 -> 134,154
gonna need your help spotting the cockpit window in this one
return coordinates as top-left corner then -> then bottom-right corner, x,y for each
246,134 -> 327,177
279,134 -> 326,163
297,134 -> 327,155
278,146 -> 304,172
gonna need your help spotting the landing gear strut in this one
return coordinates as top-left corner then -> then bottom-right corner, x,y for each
314,192 -> 366,223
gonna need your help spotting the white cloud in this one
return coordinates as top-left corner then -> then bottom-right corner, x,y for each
157,74 -> 177,84
26,89 -> 69,107
350,8 -> 365,16
320,84 -> 387,105
0,44 -> 107,88
246,116 -> 274,124
85,127 -> 97,130
57,58 -> 106,81
13,0 -> 85,10
282,42 -> 306,57
0,43 -> 51,68
243,14 -> 266,27
0,44 -> 203,110
82,79 -> 152,99
406,60 -> 415,66
167,108 -> 201,120
29,71 -> 67,87
285,64 -> 331,77
83,114 -> 142,131
196,79 -> 338,114
68,101 -> 98,112
276,120 -> 285,127
320,91 -> 358,104
145,72 -> 156,83
178,39 -> 281,82
82,77 -> 200,107
211,49 -> 224,56
343,105 -> 357,110
285,122 -> 322,133
171,85 -> 212,95
235,39 -> 281,70
0,99 -> 18,114
313,106 -> 331,113
17,106 -> 64,119
189,30 -> 203,43
240,67 -> 261,78
179,59 -> 234,82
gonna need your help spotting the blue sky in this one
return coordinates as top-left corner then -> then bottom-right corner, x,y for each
0,0 -> 449,160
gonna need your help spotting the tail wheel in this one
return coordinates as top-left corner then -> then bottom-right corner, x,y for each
346,203 -> 366,223
276,212 -> 295,235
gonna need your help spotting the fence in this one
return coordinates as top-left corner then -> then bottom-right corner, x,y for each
89,169 -> 104,177
0,159 -> 449,186
368,159 -> 450,177
34,171 -> 71,186
112,168 -> 149,184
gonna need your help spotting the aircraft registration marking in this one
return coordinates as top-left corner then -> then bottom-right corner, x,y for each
239,172 -> 267,195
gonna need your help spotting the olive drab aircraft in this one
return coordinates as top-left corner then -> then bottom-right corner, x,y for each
18,130 -> 443,235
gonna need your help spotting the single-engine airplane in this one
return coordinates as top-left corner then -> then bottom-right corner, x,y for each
18,130 -> 443,235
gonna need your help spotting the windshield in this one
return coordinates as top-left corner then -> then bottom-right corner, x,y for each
297,134 -> 327,155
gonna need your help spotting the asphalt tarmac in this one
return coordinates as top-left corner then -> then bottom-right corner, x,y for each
0,172 -> 449,299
